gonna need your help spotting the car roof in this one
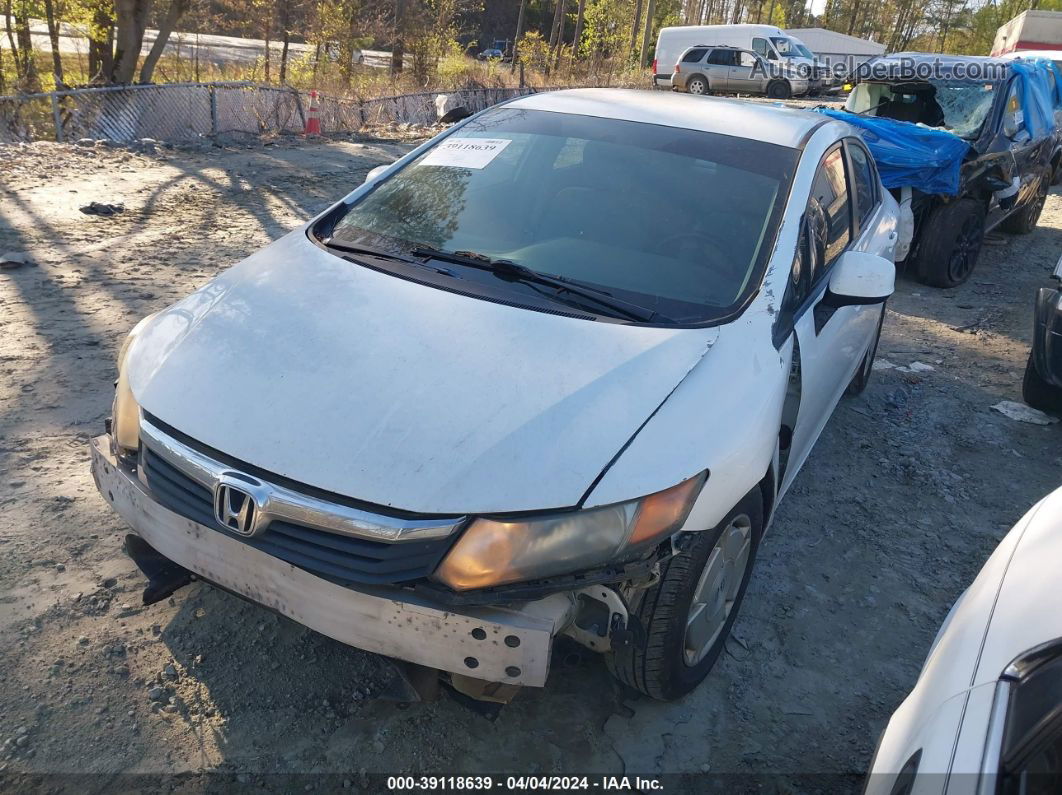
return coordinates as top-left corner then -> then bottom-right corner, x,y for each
504,89 -> 826,149
863,52 -> 1015,82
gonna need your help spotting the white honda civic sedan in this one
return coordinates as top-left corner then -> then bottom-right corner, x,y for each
866,485 -> 1062,794
92,89 -> 898,701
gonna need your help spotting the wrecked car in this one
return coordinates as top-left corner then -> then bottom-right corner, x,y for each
1023,252 -> 1062,415
840,54 -> 1059,287
91,89 -> 897,702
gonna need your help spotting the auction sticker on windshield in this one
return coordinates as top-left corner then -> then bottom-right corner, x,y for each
418,138 -> 512,169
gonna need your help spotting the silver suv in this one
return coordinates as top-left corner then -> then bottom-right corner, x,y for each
672,45 -> 809,100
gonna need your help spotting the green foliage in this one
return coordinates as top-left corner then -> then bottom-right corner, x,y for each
582,0 -> 632,59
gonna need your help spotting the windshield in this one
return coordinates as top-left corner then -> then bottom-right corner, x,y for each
849,80 -> 997,139
771,37 -> 810,59
326,108 -> 797,324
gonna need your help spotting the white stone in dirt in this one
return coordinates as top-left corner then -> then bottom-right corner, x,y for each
992,400 -> 1059,425
0,252 -> 34,269
905,362 -> 934,372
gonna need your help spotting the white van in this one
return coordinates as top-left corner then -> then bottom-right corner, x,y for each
652,24 -> 817,89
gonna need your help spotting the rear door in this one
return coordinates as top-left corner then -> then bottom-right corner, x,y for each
777,144 -> 885,491
704,49 -> 736,90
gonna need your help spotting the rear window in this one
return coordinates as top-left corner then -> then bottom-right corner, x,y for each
707,50 -> 737,66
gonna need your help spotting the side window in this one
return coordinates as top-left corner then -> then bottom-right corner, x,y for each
1003,82 -> 1026,138
1000,652 -> 1062,794
809,147 -> 852,268
739,51 -> 758,68
682,48 -> 708,64
707,49 -> 736,66
847,141 -> 878,227
751,37 -> 769,57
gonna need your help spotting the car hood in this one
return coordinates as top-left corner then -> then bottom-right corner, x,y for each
127,230 -> 719,515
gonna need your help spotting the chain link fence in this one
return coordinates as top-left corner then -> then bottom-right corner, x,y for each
0,82 -> 551,145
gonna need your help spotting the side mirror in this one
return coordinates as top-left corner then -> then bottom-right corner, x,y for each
825,251 -> 895,306
363,164 -> 389,184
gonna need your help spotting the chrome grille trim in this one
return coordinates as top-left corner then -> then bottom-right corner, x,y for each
138,419 -> 464,542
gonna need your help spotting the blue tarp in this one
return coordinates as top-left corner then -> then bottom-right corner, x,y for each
815,108 -> 971,195
1009,57 -> 1062,140
816,58 -> 1061,196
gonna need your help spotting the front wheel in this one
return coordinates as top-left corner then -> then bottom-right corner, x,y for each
912,198 -> 985,288
607,488 -> 763,700
766,80 -> 792,100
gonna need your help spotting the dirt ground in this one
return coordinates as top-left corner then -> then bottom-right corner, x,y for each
1,131 -> 1060,791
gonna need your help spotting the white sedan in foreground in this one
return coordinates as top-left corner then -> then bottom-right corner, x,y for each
92,89 -> 897,701
866,485 -> 1062,794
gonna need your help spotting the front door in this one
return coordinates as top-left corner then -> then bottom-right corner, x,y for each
728,50 -> 762,93
779,144 -> 886,492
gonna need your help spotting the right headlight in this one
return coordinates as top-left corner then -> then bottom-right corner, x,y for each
112,314 -> 156,453
433,472 -> 707,591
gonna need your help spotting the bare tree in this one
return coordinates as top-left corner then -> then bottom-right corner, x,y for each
569,0 -> 586,69
139,0 -> 191,83
390,0 -> 405,75
43,0 -> 65,86
4,0 -> 22,82
510,0 -> 527,73
11,0 -> 39,90
640,0 -> 656,68
111,0 -> 153,84
279,0 -> 292,82
629,0 -> 644,59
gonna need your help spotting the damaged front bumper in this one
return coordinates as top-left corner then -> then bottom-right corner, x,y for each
90,435 -> 579,688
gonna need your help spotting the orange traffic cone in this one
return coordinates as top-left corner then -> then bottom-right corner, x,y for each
305,90 -> 322,136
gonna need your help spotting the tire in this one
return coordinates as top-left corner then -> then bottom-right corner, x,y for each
1052,155 -> 1062,187
912,198 -> 985,288
686,76 -> 709,95
766,80 -> 792,100
1001,169 -> 1049,235
1022,355 -> 1062,416
607,487 -> 764,701
846,303 -> 886,396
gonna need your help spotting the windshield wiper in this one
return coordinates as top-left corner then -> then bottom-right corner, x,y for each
411,246 -> 671,323
322,239 -> 457,276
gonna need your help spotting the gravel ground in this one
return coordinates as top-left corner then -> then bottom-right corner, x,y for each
1,132 -> 1060,790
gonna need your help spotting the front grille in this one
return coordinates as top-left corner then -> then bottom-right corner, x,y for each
140,444 -> 456,586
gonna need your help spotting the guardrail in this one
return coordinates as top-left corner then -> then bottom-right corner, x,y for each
0,82 -> 546,144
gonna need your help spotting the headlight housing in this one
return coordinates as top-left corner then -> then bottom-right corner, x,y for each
433,472 -> 707,591
112,314 -> 156,453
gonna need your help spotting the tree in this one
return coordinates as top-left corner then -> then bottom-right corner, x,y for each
510,0 -> 526,72
139,0 -> 190,82
111,0 -> 153,83
640,0 -> 655,67
43,0 -> 65,87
